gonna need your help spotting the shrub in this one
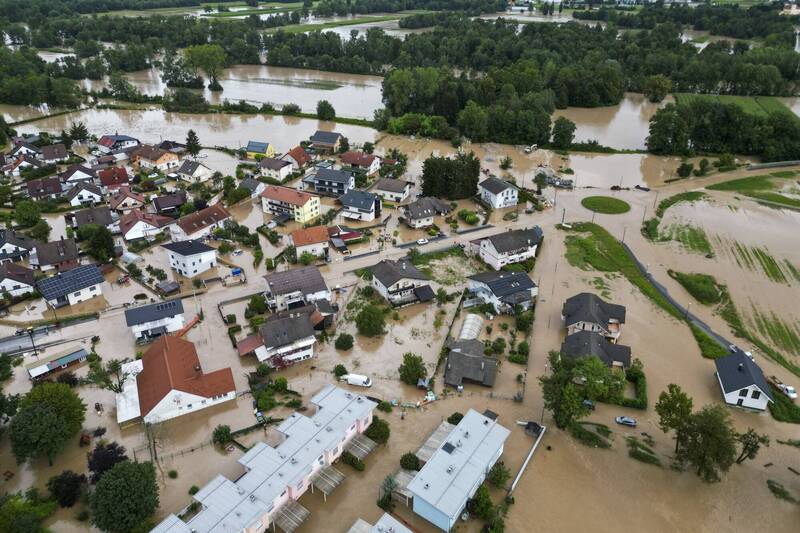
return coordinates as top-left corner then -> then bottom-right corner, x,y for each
256,363 -> 271,377
398,352 -> 427,385
225,314 -> 236,324
468,484 -> 494,520
341,450 -> 365,471
364,416 -> 390,445
285,398 -> 302,409
168,470 -> 178,479
356,304 -> 386,337
212,424 -> 232,445
400,452 -> 421,471
272,376 -> 288,393
189,485 -> 199,495
377,401 -> 393,413
333,364 -> 348,378
447,412 -> 464,425
335,333 -> 354,350
487,461 -> 511,488
508,352 -> 528,364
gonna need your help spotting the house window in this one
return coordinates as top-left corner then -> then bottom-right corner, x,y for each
73,291 -> 81,297
739,389 -> 748,397
751,390 -> 761,400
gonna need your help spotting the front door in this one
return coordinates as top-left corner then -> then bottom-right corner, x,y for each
737,399 -> 744,407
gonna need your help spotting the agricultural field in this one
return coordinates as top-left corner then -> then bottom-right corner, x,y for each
674,93 -> 798,119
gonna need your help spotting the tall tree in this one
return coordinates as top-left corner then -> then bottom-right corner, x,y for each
316,100 -> 336,121
14,200 -> 42,228
185,44 -> 227,91
68,121 -> 89,142
642,74 -> 672,103
87,358 -> 132,394
0,492 -> 56,532
185,129 -> 201,158
539,351 -> 590,429
91,461 -> 159,533
87,442 -> 129,484
551,116 -> 576,149
735,429 -> 769,464
47,470 -> 86,507
655,384 -> 694,452
398,352 -> 427,386
677,404 -> 737,483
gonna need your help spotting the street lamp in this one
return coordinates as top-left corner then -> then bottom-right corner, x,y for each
27,327 -> 39,358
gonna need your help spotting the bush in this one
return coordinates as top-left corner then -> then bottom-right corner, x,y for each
364,416 -> 390,445
341,450 -> 365,471
398,352 -> 427,385
377,401 -> 393,413
212,424 -> 232,445
168,470 -> 178,479
468,484 -> 494,521
667,271 -> 722,305
256,363 -> 271,377
335,333 -> 354,351
508,352 -> 528,365
568,422 -> 612,449
189,485 -> 199,495
487,461 -> 511,488
285,398 -> 302,409
491,338 -> 506,355
400,452 -> 421,471
333,364 -> 348,378
356,304 -> 386,337
620,359 -> 647,410
447,412 -> 464,425
273,376 -> 288,393
47,470 -> 86,507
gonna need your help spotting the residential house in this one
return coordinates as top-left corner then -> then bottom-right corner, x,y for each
245,140 -> 275,159
310,130 -> 343,153
132,145 -> 180,172
562,292 -> 626,343
36,264 -> 104,307
26,177 -> 64,200
10,141 -> 41,159
263,266 -> 331,311
281,145 -> 312,171
327,224 -> 362,253
259,157 -> 293,181
30,238 -> 80,272
176,160 -> 213,183
59,164 -> 96,185
239,177 -> 265,199
0,230 -> 37,264
40,144 -> 69,164
369,259 -> 434,307
715,351 -> 774,411
340,190 -> 381,222
444,339 -> 497,389
340,151 -> 380,176
403,197 -> 453,229
152,385 -> 377,533
407,409 -> 510,532
289,225 -> 329,260
25,347 -> 89,381
466,271 -> 538,314
302,167 -> 355,196
66,182 -> 103,207
67,206 -> 119,234
373,178 -> 413,203
478,177 -> 518,209
237,313 -> 316,367
124,299 -> 185,343
109,187 -> 146,214
158,140 -> 187,155
115,336 -> 236,425
97,134 -> 140,153
120,210 -> 174,241
560,331 -> 632,370
260,185 -> 321,225
347,514 -> 413,533
162,240 -> 217,278
3,155 -> 44,177
97,167 -> 130,194
468,227 -> 543,271
0,263 -> 36,298
152,191 -> 187,216
170,204 -> 231,241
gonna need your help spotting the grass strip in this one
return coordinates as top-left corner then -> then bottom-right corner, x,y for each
766,479 -> 799,504
667,271 -> 722,305
626,436 -> 662,467
641,191 -> 706,242
568,422 -> 612,449
777,439 -> 800,448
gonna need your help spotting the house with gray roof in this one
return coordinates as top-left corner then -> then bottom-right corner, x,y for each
259,157 -> 292,181
444,339 -> 497,389
309,130 -> 343,152
176,159 -> 212,183
369,259 -> 433,307
340,190 -> 381,222
303,167 -> 355,196
263,266 -> 330,311
237,313 -> 317,366
562,292 -> 626,342
0,262 -> 36,297
67,206 -> 119,234
239,177 -> 266,198
467,271 -> 537,314
152,191 -> 187,215
30,238 -> 80,272
407,409 -> 510,531
560,330 -> 632,369
373,177 -> 413,203
66,182 -> 103,207
715,351 -> 774,411
40,143 -> 69,164
479,176 -> 518,209
468,226 -> 543,270
403,197 -> 453,228
124,299 -> 185,343
0,229 -> 37,264
36,264 -> 104,308
162,240 -> 217,278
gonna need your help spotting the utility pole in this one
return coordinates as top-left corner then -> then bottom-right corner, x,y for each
27,327 -> 39,358
622,226 -> 627,243
641,205 -> 648,223
652,190 -> 660,208
561,207 -> 565,224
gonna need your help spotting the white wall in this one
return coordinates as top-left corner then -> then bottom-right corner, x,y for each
478,239 -> 537,271
130,314 -> 185,341
144,388 -> 236,424
258,336 -> 316,366
0,278 -> 34,297
719,379 -> 770,411
481,187 -> 518,209
55,282 -> 103,306
296,241 -> 328,258
342,206 -> 376,222
124,221 -> 163,241
69,191 -> 102,207
168,249 -> 217,277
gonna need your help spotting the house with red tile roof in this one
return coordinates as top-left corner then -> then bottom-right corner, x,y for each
289,225 -> 329,259
98,167 -> 130,193
340,151 -> 380,175
281,145 -> 312,170
170,203 -> 231,242
119,209 -> 174,241
109,187 -> 146,214
115,336 -> 236,424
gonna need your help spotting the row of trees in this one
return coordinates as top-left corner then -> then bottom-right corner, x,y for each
312,0 -> 505,17
421,152 -> 480,200
647,100 -> 800,162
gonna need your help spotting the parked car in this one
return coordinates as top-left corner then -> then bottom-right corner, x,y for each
582,399 -> 595,411
615,416 -> 637,427
769,375 -> 797,400
232,249 -> 244,256
416,238 -> 429,245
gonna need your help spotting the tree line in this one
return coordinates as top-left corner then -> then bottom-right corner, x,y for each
312,0 -> 505,17
0,0 -> 244,21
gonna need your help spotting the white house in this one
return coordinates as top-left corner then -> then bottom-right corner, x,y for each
259,157 -> 293,181
10,142 -> 41,159
66,182 -> 104,207
0,263 -> 36,298
715,351 -> 774,411
562,292 -> 627,343
0,229 -> 37,264
369,259 -> 434,307
403,197 -> 453,229
467,271 -> 538,314
373,178 -> 413,203
468,227 -> 543,271
176,160 -> 213,183
340,190 -> 381,222
237,314 -> 316,367
161,240 -> 217,278
289,225 -> 329,260
479,176 -> 518,209
124,299 -> 185,343
59,165 -> 97,186
115,336 -> 236,425
119,210 -> 174,242
340,151 -> 381,176
263,266 -> 331,311
170,204 -> 231,242
36,265 -> 105,308
408,409 -> 510,532
281,145 -> 312,171
152,385 -> 377,533
97,134 -> 140,153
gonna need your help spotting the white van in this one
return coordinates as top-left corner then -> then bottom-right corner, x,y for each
341,374 -> 372,388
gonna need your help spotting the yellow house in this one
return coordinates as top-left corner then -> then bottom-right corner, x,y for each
245,140 -> 275,160
260,185 -> 321,224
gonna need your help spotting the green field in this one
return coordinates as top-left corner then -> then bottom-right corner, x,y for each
707,171 -> 800,210
266,14 -> 406,33
674,93 -> 797,119
580,196 -> 631,214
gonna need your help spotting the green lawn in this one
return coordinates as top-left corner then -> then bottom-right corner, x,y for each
674,94 -> 797,120
667,271 -> 723,305
580,196 -> 631,214
707,172 -> 800,210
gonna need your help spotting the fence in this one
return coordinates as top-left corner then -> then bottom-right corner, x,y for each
746,160 -> 800,170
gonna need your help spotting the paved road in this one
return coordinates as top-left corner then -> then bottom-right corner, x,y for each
0,327 -> 50,355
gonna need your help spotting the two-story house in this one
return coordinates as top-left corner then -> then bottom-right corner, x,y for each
132,145 -> 180,172
289,225 -> 329,260
260,185 -> 321,225
369,259 -> 434,307
281,145 -> 312,171
374,178 -> 413,203
162,240 -> 217,278
26,177 -> 64,201
36,264 -> 104,307
176,160 -> 213,183
715,351 -> 775,412
310,130 -> 343,153
0,230 -> 37,264
170,204 -> 231,241
124,299 -> 186,343
340,190 -> 381,222
245,140 -> 275,159
468,227 -> 543,270
40,144 -> 69,164
66,182 -> 104,207
340,151 -> 381,176
97,167 -> 130,194
467,271 -> 538,314
263,266 -> 331,311
562,292 -> 626,343
120,209 -> 174,242
97,134 -> 140,153
403,197 -> 453,229
237,313 -> 317,367
0,263 -> 36,298
109,187 -> 146,214
30,238 -> 80,272
302,168 -> 355,196
259,157 -> 293,182
479,177 -> 519,209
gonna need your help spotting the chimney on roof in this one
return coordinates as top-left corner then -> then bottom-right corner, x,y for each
738,363 -> 744,371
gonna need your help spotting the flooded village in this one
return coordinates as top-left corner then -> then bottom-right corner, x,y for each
2,2 -> 800,533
